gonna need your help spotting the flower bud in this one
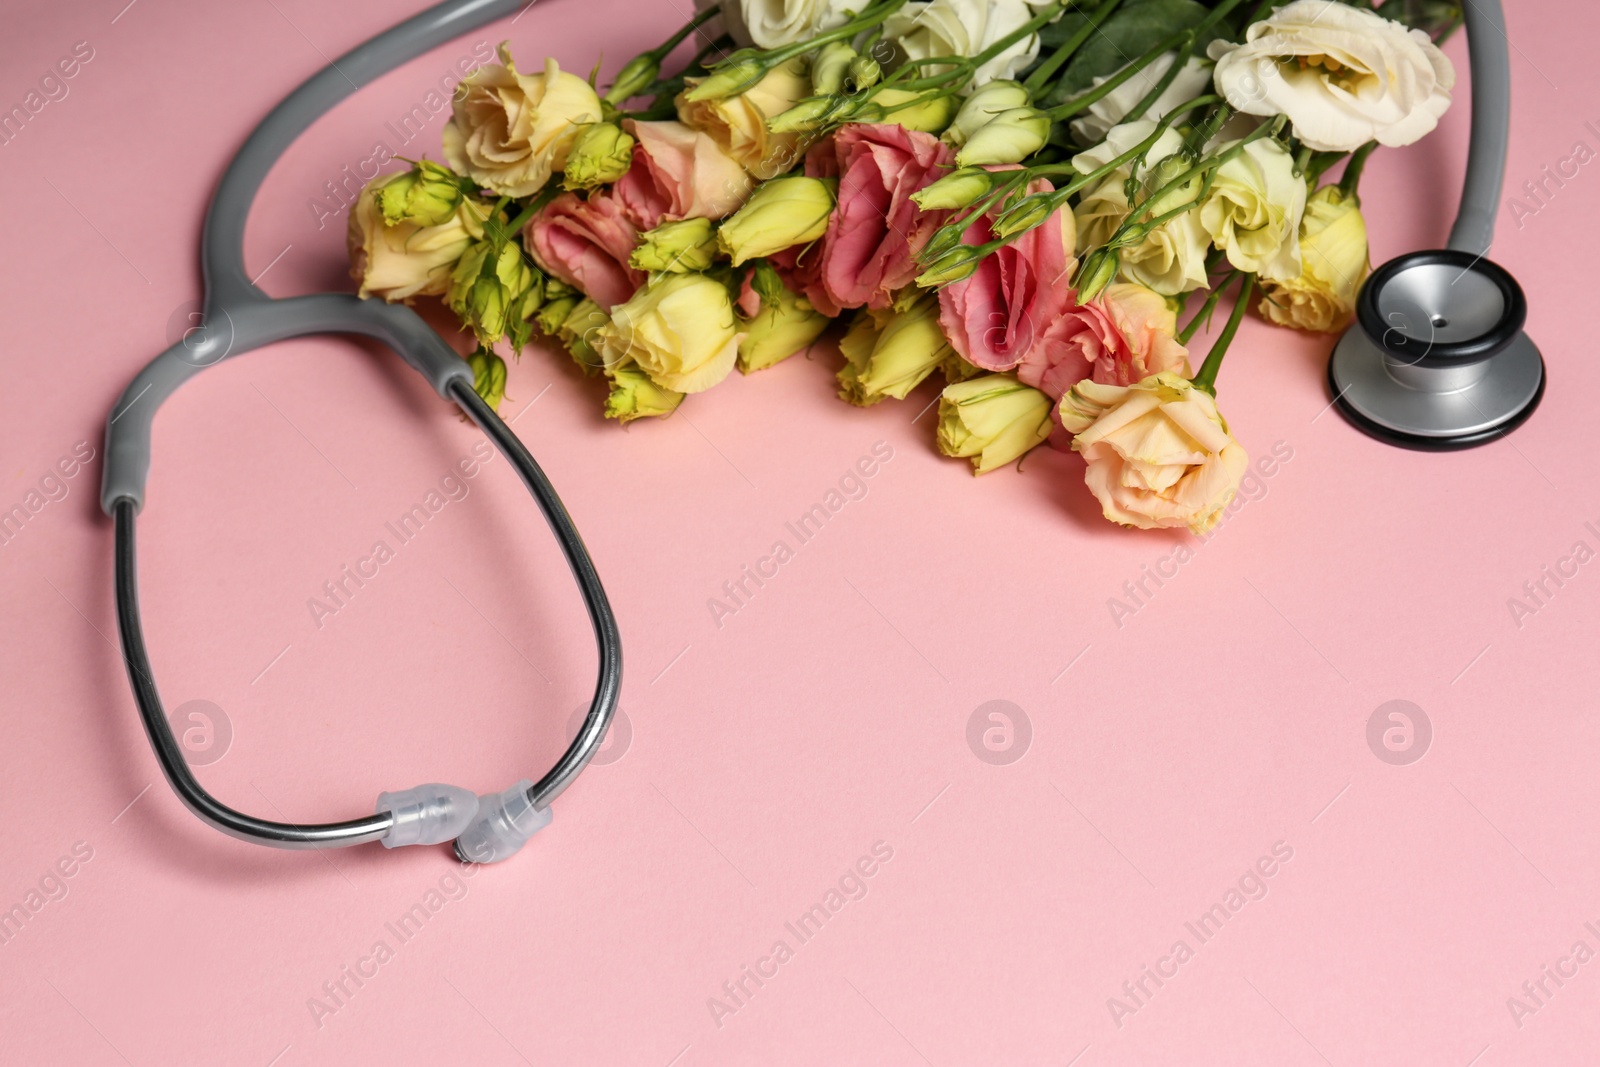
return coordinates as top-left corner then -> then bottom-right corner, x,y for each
837,299 -> 953,406
846,55 -> 881,93
944,80 -> 1031,149
449,239 -> 541,351
913,166 -> 995,211
862,88 -> 957,134
1076,248 -> 1120,302
717,177 -> 837,266
466,348 -> 508,412
916,243 -> 985,287
936,374 -> 1052,475
535,294 -> 580,339
606,53 -> 660,105
739,284 -> 830,373
768,95 -> 852,134
811,41 -> 857,96
556,297 -> 613,373
683,59 -> 767,103
992,192 -> 1056,240
632,217 -> 720,273
376,160 -> 466,228
920,219 -> 969,263
603,359 -> 685,422
563,122 -> 635,191
954,107 -> 1051,167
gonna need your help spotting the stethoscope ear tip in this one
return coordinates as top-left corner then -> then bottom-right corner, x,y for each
1328,249 -> 1545,451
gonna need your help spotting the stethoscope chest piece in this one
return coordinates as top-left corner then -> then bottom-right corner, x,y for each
1329,249 -> 1545,450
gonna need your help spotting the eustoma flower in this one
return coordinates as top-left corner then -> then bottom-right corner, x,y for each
442,48 -> 602,197
771,123 -> 955,317
347,181 -> 487,302
1208,0 -> 1454,153
525,193 -> 646,312
1198,135 -> 1306,282
1258,184 -> 1370,332
614,120 -> 753,231
937,177 -> 1076,372
1058,372 -> 1248,534
937,374 -> 1054,474
678,58 -> 814,179
1070,54 -> 1214,144
699,0 -> 858,50
885,0 -> 1059,88
1019,283 -> 1192,400
597,274 -> 743,394
837,298 -> 954,406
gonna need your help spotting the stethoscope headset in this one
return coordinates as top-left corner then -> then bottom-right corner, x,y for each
102,0 -> 1535,863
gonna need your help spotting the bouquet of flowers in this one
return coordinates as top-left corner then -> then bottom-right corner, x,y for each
347,0 -> 1461,533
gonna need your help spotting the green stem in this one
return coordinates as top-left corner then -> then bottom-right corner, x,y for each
1178,269 -> 1238,344
650,4 -> 721,62
1118,32 -> 1198,126
756,0 -> 910,68
891,0 -> 1070,92
1339,140 -> 1378,199
1192,273 -> 1255,395
1023,0 -> 1126,96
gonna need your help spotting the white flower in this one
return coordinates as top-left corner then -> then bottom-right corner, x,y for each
1207,0 -> 1454,153
944,79 -> 1031,148
1070,53 -> 1214,144
1199,135 -> 1307,281
885,0 -> 1060,89
698,0 -> 857,50
1072,119 -> 1209,295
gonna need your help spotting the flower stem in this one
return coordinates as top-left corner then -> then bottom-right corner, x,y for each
1192,273 -> 1255,395
1339,140 -> 1378,199
1022,0 -> 1126,96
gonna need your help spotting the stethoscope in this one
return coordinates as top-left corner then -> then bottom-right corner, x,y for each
1329,0 -> 1544,449
101,0 -> 619,865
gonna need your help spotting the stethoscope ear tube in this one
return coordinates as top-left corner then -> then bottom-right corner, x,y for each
104,0 -> 623,860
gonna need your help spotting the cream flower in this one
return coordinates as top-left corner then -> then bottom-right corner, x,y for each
347,182 -> 487,302
597,274 -> 743,394
1258,183 -> 1370,332
1073,120 -> 1209,295
944,80 -> 1032,148
1059,372 -> 1248,534
678,58 -> 813,179
937,373 -> 1053,474
885,0 -> 1057,89
1070,53 -> 1214,144
717,176 -> 837,266
441,47 -> 602,198
700,0 -> 858,49
1208,0 -> 1454,153
837,299 -> 953,406
1199,135 -> 1306,281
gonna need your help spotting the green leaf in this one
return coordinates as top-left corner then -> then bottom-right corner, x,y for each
1045,0 -> 1221,106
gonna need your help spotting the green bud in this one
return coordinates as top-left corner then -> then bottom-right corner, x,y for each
836,299 -> 952,406
739,284 -> 830,373
768,95 -> 852,134
606,54 -> 660,104
449,239 -> 541,352
376,160 -> 465,228
535,295 -> 580,338
920,220 -> 969,263
916,244 -> 985,288
954,107 -> 1051,168
467,348 -> 508,412
942,353 -> 985,384
811,41 -> 857,97
1076,248 -> 1121,301
683,59 -> 766,103
556,298 -> 613,374
860,88 -> 957,135
718,177 -> 837,266
992,192 -> 1056,240
632,217 -> 720,273
912,167 -> 995,211
750,260 -> 786,307
846,55 -> 881,93
944,81 -> 1031,149
604,359 -> 685,422
564,122 -> 635,191
936,374 -> 1052,475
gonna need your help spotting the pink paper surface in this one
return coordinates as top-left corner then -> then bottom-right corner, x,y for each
2,1 -> 1598,1063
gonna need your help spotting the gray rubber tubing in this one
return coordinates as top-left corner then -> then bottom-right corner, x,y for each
101,0 -> 524,515
1446,0 -> 1510,256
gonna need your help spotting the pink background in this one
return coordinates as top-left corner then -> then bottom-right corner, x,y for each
2,1 -> 1598,1063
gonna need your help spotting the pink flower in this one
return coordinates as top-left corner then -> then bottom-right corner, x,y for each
525,192 -> 646,311
937,177 -> 1074,373
614,119 -> 752,231
772,123 -> 954,317
1018,282 -> 1193,399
